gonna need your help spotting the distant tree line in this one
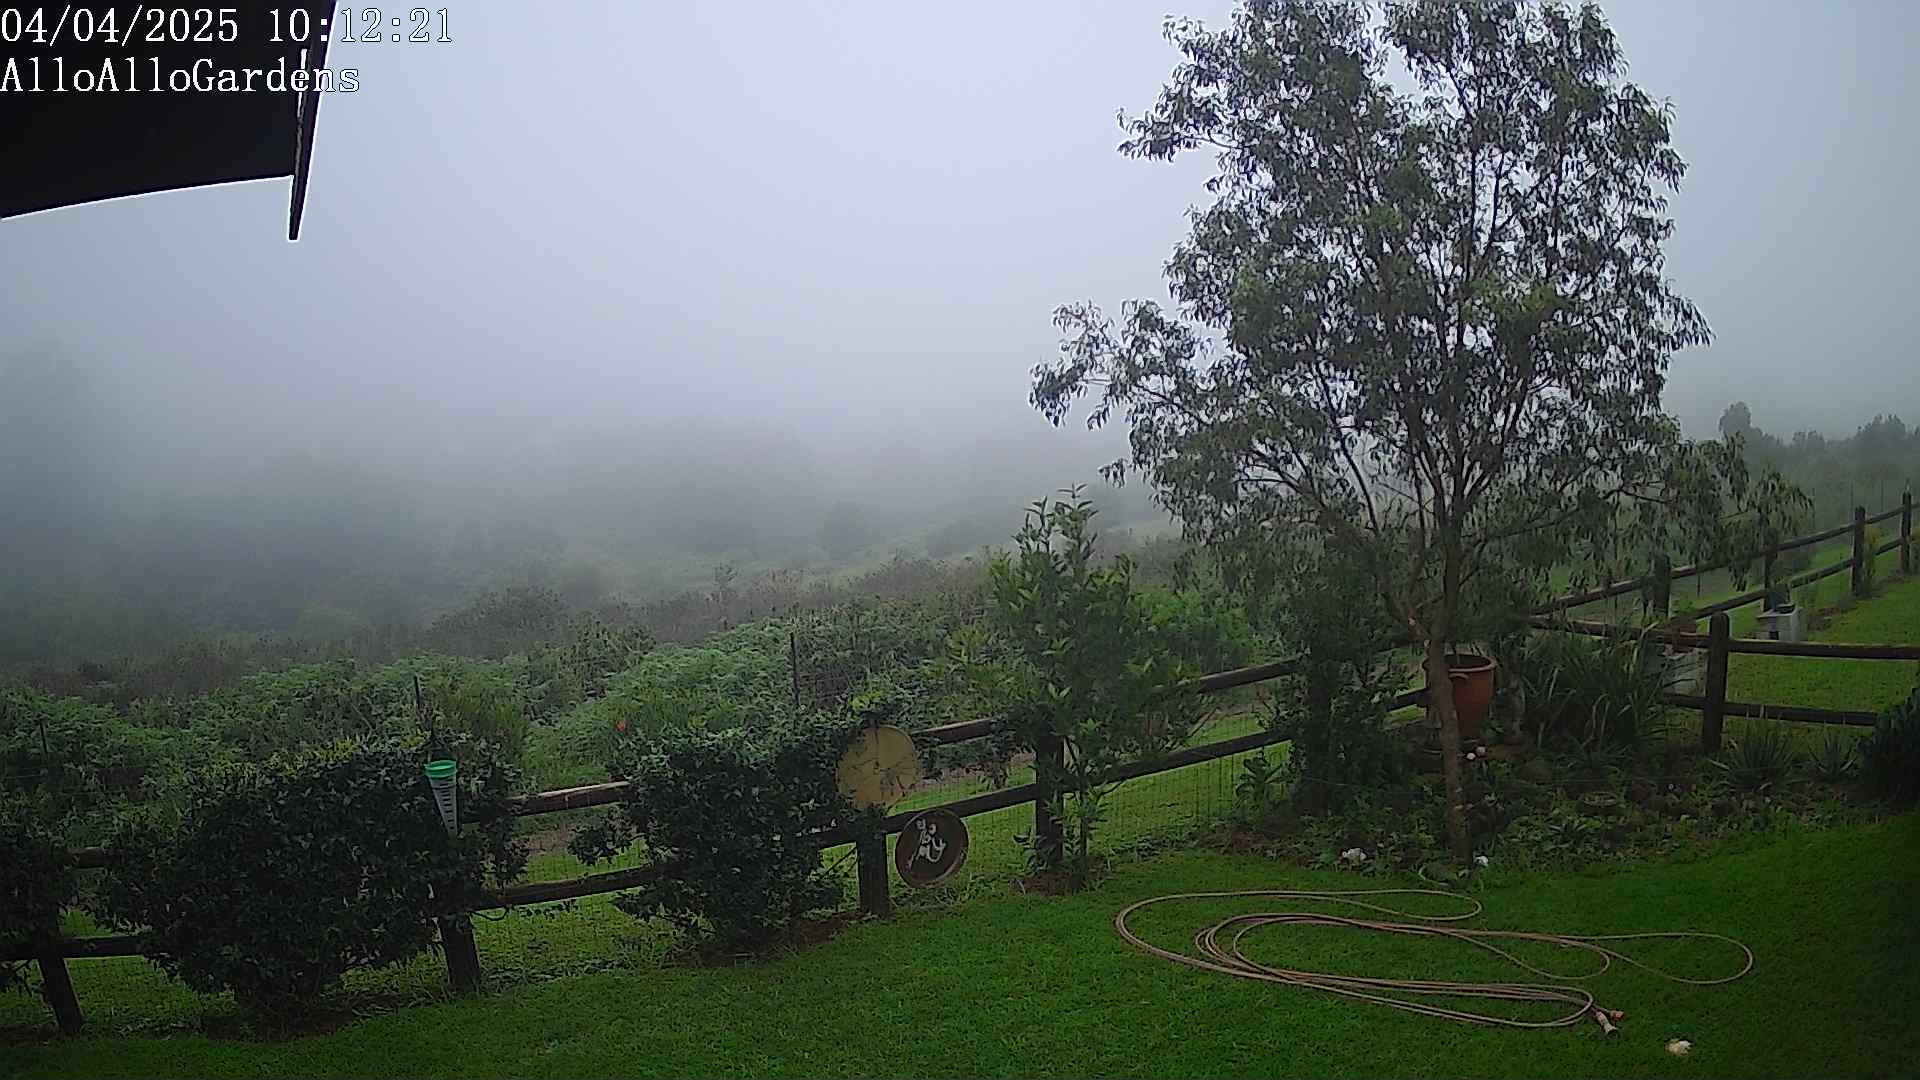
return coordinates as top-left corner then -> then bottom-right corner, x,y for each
1718,401 -> 1916,522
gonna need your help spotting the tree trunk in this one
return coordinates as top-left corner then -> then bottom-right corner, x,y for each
1425,638 -> 1471,861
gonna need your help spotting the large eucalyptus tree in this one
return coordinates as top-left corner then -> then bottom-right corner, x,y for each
1032,0 -> 1784,857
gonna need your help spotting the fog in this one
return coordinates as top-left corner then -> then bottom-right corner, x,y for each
4,0 -> 1918,661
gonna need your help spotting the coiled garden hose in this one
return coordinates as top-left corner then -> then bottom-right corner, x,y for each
1113,888 -> 1754,1031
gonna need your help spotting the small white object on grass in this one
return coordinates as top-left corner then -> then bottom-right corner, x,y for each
1473,854 -> 1489,867
1666,1040 -> 1693,1056
1340,847 -> 1368,864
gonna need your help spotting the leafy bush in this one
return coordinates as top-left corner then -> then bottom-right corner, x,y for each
361,657 -> 531,762
518,616 -> 655,719
588,622 -> 793,738
1137,585 -> 1261,675
1269,674 -> 1406,813
962,490 -> 1204,883
2,686 -> 220,833
99,734 -> 525,1015
1713,718 -> 1798,793
1230,537 -> 1400,812
1861,525 -> 1883,594
1,799 -> 80,993
183,656 -> 532,764
185,660 -> 384,758
569,715 -> 867,950
1862,672 -> 1920,805
1231,752 -> 1288,832
952,491 -> 1205,880
3,685 -> 217,780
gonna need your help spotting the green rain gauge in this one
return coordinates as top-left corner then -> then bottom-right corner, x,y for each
424,759 -> 459,835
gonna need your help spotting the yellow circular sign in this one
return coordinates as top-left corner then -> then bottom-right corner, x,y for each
834,725 -> 921,810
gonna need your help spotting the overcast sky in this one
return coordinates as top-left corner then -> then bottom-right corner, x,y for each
4,0 -> 1917,482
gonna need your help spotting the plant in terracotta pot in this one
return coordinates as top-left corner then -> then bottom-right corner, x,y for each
1443,652 -> 1497,742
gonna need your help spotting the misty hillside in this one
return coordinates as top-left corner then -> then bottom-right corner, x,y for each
0,342 -> 1174,666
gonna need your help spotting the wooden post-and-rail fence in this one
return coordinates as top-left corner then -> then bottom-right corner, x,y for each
15,500 -> 1919,1033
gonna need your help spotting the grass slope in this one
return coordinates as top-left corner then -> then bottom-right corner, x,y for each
5,815 -> 1916,1078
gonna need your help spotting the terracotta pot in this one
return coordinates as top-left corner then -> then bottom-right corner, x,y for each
1443,653 -> 1497,741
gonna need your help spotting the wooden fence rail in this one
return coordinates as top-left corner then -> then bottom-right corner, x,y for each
16,500 -> 1916,1033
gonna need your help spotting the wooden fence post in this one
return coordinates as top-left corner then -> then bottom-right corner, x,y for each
1700,612 -> 1731,756
1902,490 -> 1913,576
1033,733 -> 1065,870
36,953 -> 83,1035
438,914 -> 482,994
856,835 -> 891,917
1851,506 -> 1868,598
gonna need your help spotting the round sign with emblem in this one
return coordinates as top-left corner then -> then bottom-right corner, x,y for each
895,808 -> 969,888
834,724 -> 921,810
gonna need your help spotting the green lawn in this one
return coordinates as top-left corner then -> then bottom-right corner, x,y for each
1727,566 -> 1920,715
5,814 -> 1915,1078
1561,543 -> 1915,728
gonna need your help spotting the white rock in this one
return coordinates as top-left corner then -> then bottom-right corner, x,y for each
1666,1040 -> 1692,1056
1339,847 -> 1368,864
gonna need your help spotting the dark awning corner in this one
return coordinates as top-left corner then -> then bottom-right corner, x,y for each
1,2 -> 336,240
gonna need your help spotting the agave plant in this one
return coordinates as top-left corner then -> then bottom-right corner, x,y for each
1713,715 -> 1798,793
1806,726 -> 1858,783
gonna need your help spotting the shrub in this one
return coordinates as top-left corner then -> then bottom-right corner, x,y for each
518,617 -> 655,718
569,714 -> 868,950
361,657 -> 531,762
1288,791 -> 1444,873
1231,537 -> 1400,812
1713,718 -> 1798,793
99,734 -> 525,1015
2,686 -> 221,832
1137,585 -> 1261,675
1861,672 -> 1920,805
1270,673 -> 1406,813
1231,752 -> 1288,832
185,660 -> 378,757
588,622 -> 793,737
962,490 -> 1203,883
183,657 -> 532,765
1,799 -> 80,993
